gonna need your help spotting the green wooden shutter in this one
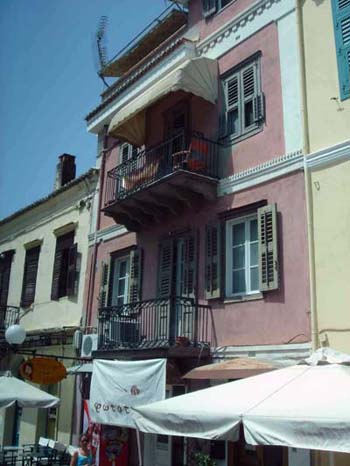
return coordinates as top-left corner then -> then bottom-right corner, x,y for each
66,243 -> 78,297
332,0 -> 350,100
258,203 -> 279,292
203,0 -> 217,18
226,74 -> 239,137
242,64 -> 258,129
128,248 -> 143,303
157,239 -> 174,298
183,234 -> 197,298
99,261 -> 110,308
21,246 -> 40,307
205,224 -> 221,299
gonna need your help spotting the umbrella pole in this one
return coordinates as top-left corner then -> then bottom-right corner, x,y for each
136,429 -> 143,466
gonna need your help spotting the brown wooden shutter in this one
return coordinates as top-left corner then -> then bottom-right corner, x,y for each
99,261 -> 110,308
203,0 -> 217,18
0,250 -> 15,307
21,246 -> 40,307
258,203 -> 279,291
51,249 -> 63,301
157,240 -> 174,298
183,234 -> 197,298
66,243 -> 78,297
205,224 -> 221,299
51,231 -> 74,300
128,248 -> 143,303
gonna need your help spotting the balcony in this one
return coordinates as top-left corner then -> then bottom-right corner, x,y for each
96,297 -> 213,359
101,7 -> 187,78
0,306 -> 20,333
103,132 -> 220,231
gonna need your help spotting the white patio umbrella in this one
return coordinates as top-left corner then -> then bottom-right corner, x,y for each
0,375 -> 60,408
131,349 -> 350,453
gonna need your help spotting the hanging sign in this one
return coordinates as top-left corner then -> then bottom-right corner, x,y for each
90,358 -> 166,428
19,357 -> 67,384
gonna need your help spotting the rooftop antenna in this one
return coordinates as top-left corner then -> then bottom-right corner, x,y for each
93,16 -> 109,88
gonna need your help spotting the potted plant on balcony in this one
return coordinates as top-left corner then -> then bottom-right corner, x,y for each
194,453 -> 216,466
175,336 -> 189,347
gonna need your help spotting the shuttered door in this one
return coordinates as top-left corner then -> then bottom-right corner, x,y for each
205,224 -> 221,299
128,248 -> 143,303
258,204 -> 279,291
21,246 -> 41,307
332,0 -> 350,100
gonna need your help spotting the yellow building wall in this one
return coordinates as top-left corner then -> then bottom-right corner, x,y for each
311,159 -> 350,352
302,0 -> 350,152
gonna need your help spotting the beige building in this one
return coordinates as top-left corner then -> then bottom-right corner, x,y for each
0,155 -> 98,447
301,1 -> 350,464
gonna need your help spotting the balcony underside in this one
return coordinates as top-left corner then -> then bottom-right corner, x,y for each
92,345 -> 211,361
103,170 -> 218,231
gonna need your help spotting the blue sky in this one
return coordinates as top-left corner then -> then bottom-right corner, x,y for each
0,0 -> 168,219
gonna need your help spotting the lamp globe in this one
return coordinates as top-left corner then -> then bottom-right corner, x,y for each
5,324 -> 26,345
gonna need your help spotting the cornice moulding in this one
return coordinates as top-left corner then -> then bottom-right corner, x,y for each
198,0 -> 294,58
219,149 -> 304,196
306,140 -> 350,170
88,224 -> 128,246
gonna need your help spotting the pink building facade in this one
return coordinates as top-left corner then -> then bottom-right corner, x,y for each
84,1 -> 310,465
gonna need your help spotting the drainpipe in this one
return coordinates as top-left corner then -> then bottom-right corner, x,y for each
86,126 -> 109,328
296,0 -> 318,351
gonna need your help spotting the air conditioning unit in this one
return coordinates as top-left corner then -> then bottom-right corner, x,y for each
81,334 -> 98,358
73,330 -> 83,351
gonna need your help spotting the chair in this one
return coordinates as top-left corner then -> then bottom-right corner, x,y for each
172,138 -> 208,173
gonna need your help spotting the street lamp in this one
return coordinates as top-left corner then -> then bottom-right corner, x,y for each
5,324 -> 26,345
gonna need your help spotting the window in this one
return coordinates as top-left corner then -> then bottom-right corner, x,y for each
21,245 -> 40,307
202,0 -> 233,17
226,215 -> 259,296
205,204 -> 279,299
331,0 -> 350,100
99,248 -> 143,308
111,256 -> 130,306
120,143 -> 138,165
51,231 -> 77,300
219,59 -> 264,141
0,250 -> 15,307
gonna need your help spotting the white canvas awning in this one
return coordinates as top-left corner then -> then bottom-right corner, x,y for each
132,349 -> 350,453
108,57 -> 218,146
0,375 -> 60,408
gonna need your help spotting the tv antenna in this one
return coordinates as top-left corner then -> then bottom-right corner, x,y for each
93,16 -> 109,88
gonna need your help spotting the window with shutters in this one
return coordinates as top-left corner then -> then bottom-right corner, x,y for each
51,231 -> 77,300
21,245 -> 40,307
220,59 -> 264,142
0,250 -> 15,307
206,204 -> 278,299
331,0 -> 350,100
100,248 -> 143,308
119,143 -> 139,165
202,0 -> 234,18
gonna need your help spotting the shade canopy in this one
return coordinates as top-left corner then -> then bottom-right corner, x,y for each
132,349 -> 350,453
108,57 -> 218,146
183,357 -> 284,380
0,375 -> 60,408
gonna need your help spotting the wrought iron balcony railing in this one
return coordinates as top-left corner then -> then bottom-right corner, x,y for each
104,132 -> 220,206
98,297 -> 213,350
0,306 -> 20,332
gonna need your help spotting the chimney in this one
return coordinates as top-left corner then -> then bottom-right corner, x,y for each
54,154 -> 76,190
